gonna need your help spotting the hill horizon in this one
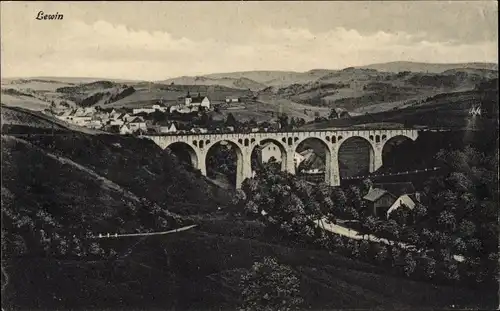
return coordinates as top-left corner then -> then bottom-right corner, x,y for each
3,61 -> 497,83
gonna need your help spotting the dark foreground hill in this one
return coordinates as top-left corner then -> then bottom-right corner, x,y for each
1,107 -> 497,310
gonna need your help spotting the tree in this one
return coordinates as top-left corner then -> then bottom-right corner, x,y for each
225,113 -> 238,127
390,205 -> 412,226
240,257 -> 303,311
453,237 -> 467,254
199,112 -> 213,128
364,216 -> 377,231
248,118 -> 257,127
438,210 -> 457,232
419,256 -> 436,279
381,220 -> 400,245
359,240 -> 370,258
458,219 -> 476,238
446,172 -> 473,193
401,227 -> 419,246
403,253 -> 417,276
331,187 -> 347,215
360,178 -> 373,196
390,246 -> 403,267
346,185 -> 363,211
412,203 -> 428,223
375,245 -> 388,264
345,240 -> 360,258
278,113 -> 289,129
443,262 -> 460,282
328,108 -> 339,119
151,109 -> 167,123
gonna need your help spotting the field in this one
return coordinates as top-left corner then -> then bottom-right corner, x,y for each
301,86 -> 498,130
215,95 -> 331,123
108,84 -> 254,108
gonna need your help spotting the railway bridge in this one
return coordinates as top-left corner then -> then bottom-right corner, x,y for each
141,128 -> 431,188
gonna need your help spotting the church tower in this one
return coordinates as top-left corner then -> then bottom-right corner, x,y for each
185,91 -> 192,106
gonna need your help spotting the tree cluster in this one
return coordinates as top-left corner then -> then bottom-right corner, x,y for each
236,144 -> 498,287
240,257 -> 303,311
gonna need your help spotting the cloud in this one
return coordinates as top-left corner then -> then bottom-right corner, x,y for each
2,20 -> 497,80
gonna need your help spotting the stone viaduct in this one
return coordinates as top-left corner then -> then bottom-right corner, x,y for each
143,129 -> 420,189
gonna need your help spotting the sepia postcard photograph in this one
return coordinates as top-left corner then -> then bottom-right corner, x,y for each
1,1 -> 498,310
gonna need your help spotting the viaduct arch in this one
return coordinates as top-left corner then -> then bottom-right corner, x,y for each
166,142 -> 199,168
145,129 -> 419,189
250,138 -> 289,173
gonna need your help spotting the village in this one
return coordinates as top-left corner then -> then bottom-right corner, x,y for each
48,92 -> 215,135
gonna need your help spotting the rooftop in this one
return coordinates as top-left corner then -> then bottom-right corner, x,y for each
363,188 -> 394,202
373,182 -> 416,197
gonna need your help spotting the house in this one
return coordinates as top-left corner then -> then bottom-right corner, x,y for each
386,193 -> 422,219
152,104 -> 168,112
159,123 -> 177,133
56,110 -> 73,122
83,107 -> 97,115
87,120 -> 103,129
175,106 -> 197,114
294,152 -> 305,169
96,111 -> 110,122
119,124 -> 133,135
114,112 -> 132,122
128,117 -> 147,132
72,115 -> 92,126
169,105 -> 179,113
109,109 -> 121,119
133,107 -> 155,114
373,182 -> 416,197
225,97 -> 240,103
297,149 -> 324,174
108,119 -> 125,126
338,110 -> 350,119
258,142 -> 282,164
185,92 -> 210,109
123,114 -> 137,123
363,187 -> 397,218
73,108 -> 86,117
104,124 -> 121,133
190,127 -> 208,134
132,104 -> 168,115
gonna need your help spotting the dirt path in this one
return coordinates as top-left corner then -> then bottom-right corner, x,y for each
316,218 -> 465,262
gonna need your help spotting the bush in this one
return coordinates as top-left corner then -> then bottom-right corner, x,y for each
240,257 -> 303,311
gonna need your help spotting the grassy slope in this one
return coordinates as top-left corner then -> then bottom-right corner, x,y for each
301,88 -> 498,130
159,76 -> 267,91
108,84 -> 254,108
215,96 -> 331,123
271,69 -> 495,114
0,93 -> 52,111
358,61 -> 498,73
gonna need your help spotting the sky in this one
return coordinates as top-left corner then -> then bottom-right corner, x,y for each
1,1 -> 498,81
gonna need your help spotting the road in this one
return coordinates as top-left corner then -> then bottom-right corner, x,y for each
315,218 -> 464,262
